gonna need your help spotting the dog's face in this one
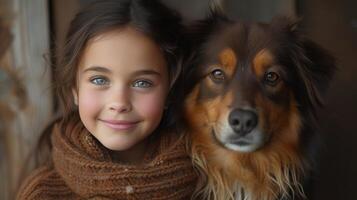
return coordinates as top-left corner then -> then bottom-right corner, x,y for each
184,16 -> 335,154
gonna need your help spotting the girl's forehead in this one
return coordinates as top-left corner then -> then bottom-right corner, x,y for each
78,27 -> 167,74
90,27 -> 147,44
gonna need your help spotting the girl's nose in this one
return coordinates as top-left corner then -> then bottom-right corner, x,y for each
109,102 -> 132,113
108,91 -> 132,113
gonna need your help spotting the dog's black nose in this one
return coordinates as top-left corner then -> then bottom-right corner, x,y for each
228,108 -> 258,136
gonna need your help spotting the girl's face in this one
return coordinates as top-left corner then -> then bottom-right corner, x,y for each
73,27 -> 168,160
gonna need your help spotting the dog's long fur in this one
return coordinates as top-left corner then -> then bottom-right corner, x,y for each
183,9 -> 335,200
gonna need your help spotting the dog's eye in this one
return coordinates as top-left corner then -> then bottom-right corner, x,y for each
210,69 -> 225,82
264,72 -> 280,86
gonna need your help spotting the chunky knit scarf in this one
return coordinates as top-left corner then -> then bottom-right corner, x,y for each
17,118 -> 197,200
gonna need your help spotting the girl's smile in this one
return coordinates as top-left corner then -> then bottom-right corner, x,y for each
98,119 -> 141,131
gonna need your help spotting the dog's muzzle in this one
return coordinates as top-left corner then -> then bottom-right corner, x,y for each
228,108 -> 258,136
218,108 -> 266,153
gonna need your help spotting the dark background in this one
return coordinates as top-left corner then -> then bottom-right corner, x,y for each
300,0 -> 357,199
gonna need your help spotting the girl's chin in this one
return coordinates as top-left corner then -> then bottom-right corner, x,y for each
101,140 -> 136,151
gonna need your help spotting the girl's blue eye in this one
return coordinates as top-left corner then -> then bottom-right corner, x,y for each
132,80 -> 153,88
91,77 -> 109,86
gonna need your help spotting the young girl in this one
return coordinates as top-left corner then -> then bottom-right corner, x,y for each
16,0 -> 197,199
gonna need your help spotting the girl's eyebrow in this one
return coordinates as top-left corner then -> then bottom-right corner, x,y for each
82,66 -> 161,76
133,69 -> 161,77
83,66 -> 111,74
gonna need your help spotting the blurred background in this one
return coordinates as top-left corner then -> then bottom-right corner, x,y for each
0,0 -> 356,199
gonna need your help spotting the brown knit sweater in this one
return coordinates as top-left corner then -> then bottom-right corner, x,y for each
17,119 -> 197,200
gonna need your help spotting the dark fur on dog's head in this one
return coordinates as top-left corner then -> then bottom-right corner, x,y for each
183,8 -> 336,200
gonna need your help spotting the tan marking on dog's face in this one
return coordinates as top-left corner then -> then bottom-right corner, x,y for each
219,48 -> 237,78
253,49 -> 274,78
184,83 -> 235,140
198,91 -> 233,128
212,91 -> 234,137
184,85 -> 204,126
275,94 -> 301,147
254,91 -> 300,151
255,92 -> 287,140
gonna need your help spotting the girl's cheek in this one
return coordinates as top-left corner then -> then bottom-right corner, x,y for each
78,89 -> 103,113
136,92 -> 166,119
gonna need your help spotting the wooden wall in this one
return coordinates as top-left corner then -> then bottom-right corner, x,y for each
0,0 -> 52,199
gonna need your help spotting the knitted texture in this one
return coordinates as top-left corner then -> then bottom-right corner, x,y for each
17,118 -> 197,200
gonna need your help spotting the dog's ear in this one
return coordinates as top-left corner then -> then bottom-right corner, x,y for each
270,16 -> 300,34
186,0 -> 229,45
283,18 -> 336,110
271,16 -> 336,112
208,0 -> 226,20
296,39 -> 336,109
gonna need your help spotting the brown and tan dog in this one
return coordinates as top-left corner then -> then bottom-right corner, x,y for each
183,9 -> 336,200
